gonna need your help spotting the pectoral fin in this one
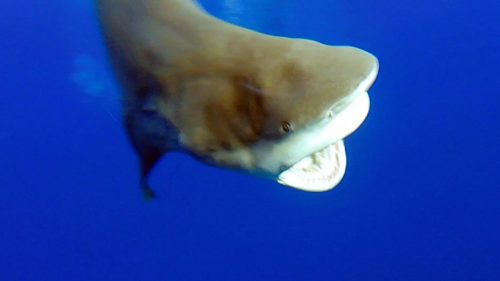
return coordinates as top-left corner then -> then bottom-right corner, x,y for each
124,93 -> 179,200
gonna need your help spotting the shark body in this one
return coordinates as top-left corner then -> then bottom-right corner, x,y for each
96,0 -> 379,197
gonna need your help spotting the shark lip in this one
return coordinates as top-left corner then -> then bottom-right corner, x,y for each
277,90 -> 370,192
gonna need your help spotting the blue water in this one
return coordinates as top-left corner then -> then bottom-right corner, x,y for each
1,0 -> 499,280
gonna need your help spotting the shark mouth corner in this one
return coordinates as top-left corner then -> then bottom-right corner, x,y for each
277,91 -> 371,192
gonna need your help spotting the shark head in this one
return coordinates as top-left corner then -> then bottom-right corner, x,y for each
170,39 -> 379,192
97,0 -> 379,196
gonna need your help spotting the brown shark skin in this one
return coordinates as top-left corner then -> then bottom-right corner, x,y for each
96,0 -> 377,197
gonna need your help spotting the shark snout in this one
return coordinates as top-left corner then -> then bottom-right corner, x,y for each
338,46 -> 378,91
354,48 -> 379,92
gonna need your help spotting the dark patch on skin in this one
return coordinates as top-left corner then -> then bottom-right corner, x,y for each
200,74 -> 269,155
280,61 -> 306,82
231,75 -> 267,144
220,140 -> 232,151
203,95 -> 234,152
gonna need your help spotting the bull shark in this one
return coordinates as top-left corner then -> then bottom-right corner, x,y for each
97,0 -> 379,198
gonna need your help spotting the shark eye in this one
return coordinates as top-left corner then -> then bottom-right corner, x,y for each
281,121 -> 293,133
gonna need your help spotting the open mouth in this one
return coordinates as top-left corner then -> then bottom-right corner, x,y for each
277,139 -> 347,191
277,91 -> 371,192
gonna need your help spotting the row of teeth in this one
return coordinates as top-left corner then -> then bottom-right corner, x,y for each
285,142 -> 340,182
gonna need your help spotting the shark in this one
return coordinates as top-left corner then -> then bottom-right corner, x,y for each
96,0 -> 379,198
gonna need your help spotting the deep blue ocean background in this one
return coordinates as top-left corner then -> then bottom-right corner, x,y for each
1,0 -> 499,280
